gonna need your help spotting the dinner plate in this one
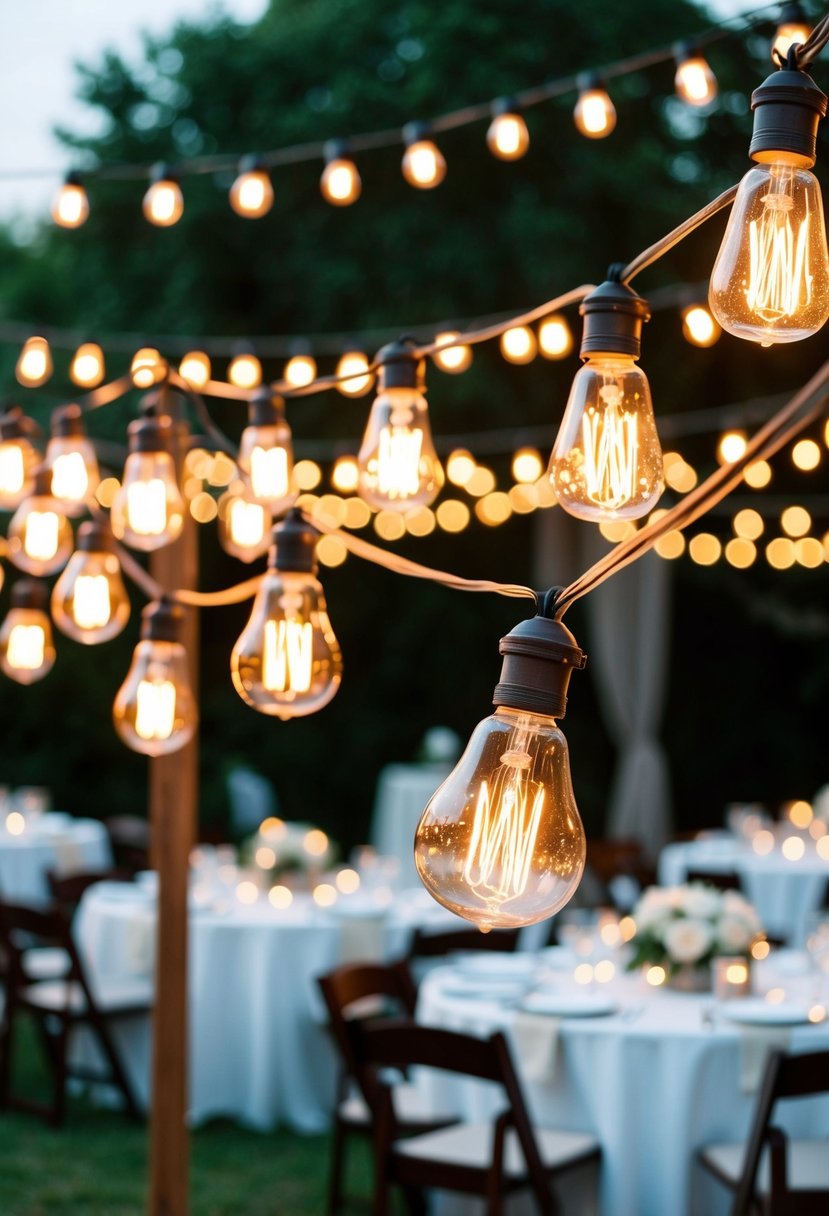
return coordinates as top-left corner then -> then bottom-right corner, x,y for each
520,992 -> 618,1018
720,998 -> 815,1026
453,954 -> 538,981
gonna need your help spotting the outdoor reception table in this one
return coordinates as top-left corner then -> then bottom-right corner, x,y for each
659,835 -> 829,945
0,812 -> 112,905
74,877 -> 462,1131
369,762 -> 450,886
416,952 -> 829,1216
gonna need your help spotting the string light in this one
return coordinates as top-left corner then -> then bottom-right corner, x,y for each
51,171 -> 89,228
781,504 -> 811,536
335,351 -> 373,396
357,338 -> 442,513
0,581 -> 56,685
143,164 -> 184,227
538,316 -> 573,359
573,74 -> 616,139
733,508 -> 764,539
718,429 -> 748,464
131,348 -> 167,389
674,43 -> 718,107
549,274 -> 664,522
228,350 -> 263,390
70,342 -> 105,389
178,351 -> 212,389
44,405 -> 100,516
401,123 -> 446,189
744,459 -> 772,487
432,332 -> 473,374
231,511 -> 342,719
486,99 -> 530,161
284,351 -> 318,388
219,491 -> 272,562
320,142 -> 361,206
16,336 -> 53,388
772,3 -> 811,64
766,536 -> 796,567
681,304 -> 721,347
7,467 -> 74,577
113,599 -> 197,756
51,519 -> 131,645
688,533 -> 722,564
792,437 -> 821,469
446,450 -> 477,486
725,537 -> 757,568
237,387 -> 293,512
0,408 -> 40,510
110,415 -> 186,552
229,156 -> 274,218
512,448 -> 544,484
331,456 -> 359,493
500,326 -> 537,364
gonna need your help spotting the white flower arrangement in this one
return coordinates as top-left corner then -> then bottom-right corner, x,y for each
627,884 -> 763,974
242,818 -> 337,877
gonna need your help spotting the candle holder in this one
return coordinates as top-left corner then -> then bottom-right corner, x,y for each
712,956 -> 751,1000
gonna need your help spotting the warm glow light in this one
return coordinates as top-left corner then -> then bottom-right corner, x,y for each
446,450 -> 477,486
229,164 -> 274,218
401,136 -> 446,188
773,15 -> 811,64
236,880 -> 259,905
512,448 -> 544,484
574,963 -> 594,985
744,460 -> 772,488
538,316 -> 574,359
293,460 -> 322,491
436,499 -> 471,532
113,606 -> 197,756
127,480 -> 167,537
795,537 -> 824,567
781,505 -> 811,537
255,846 -> 277,869
358,383 -> 442,513
726,962 -> 749,984
594,960 -> 616,983
689,533 -> 721,565
374,510 -> 406,541
320,155 -> 361,205
335,868 -> 360,894
269,885 -> 293,909
646,965 -> 666,986
573,82 -> 616,138
228,354 -> 262,390
7,624 -> 46,671
718,430 -> 748,464
751,937 -> 771,960
486,110 -> 529,160
792,438 -> 821,470
465,467 -> 496,498
432,332 -> 473,374
475,492 -> 512,526
752,829 -> 775,855
783,835 -> 806,861
284,354 -> 317,388
304,829 -> 329,857
143,171 -> 184,226
316,535 -> 348,567
16,337 -> 53,388
51,175 -> 89,228
734,508 -> 764,540
135,679 -> 177,742
404,506 -> 436,537
70,343 -> 105,388
335,352 -> 373,396
263,617 -> 313,693
674,52 -> 718,107
5,811 -> 25,835
599,520 -> 637,543
130,348 -> 166,389
224,496 -> 270,560
725,538 -> 756,568
817,836 -> 829,861
787,799 -> 812,828
500,326 -> 537,364
664,455 -> 698,494
682,304 -> 721,347
179,351 -> 212,388
654,530 -> 686,560
313,883 -> 337,907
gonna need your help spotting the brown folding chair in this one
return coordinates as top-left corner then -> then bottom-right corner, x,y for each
103,815 -> 151,875
46,869 -> 134,916
351,1018 -> 600,1216
698,1048 -> 829,1214
407,926 -> 520,960
0,901 -> 149,1127
318,961 -> 456,1216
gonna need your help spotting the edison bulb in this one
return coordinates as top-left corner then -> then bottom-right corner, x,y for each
70,342 -> 105,388
709,161 -> 829,344
238,390 -> 294,511
682,304 -> 721,347
0,583 -> 55,685
178,350 -> 211,388
229,159 -> 274,218
231,570 -> 342,719
358,386 -> 442,512
284,354 -> 317,388
114,602 -> 197,756
573,81 -> 616,138
549,355 -> 664,521
538,316 -> 573,359
45,406 -> 100,516
674,50 -> 718,107
402,126 -> 446,189
500,326 -> 537,364
415,707 -> 585,930
228,352 -> 262,389
143,167 -> 183,227
51,521 -> 130,644
320,152 -> 361,205
220,493 -> 272,562
432,332 -> 473,374
52,173 -> 89,229
335,351 -> 373,396
16,337 -> 53,388
773,8 -> 810,63
131,348 -> 167,389
7,470 -> 73,577
0,410 -> 40,509
486,109 -> 530,160
110,419 -> 185,551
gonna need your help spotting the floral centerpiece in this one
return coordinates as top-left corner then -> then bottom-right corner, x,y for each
241,818 -> 338,885
627,884 -> 763,988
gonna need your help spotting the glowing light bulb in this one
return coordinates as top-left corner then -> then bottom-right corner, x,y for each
51,519 -> 130,644
446,449 -> 476,486
229,157 -> 274,218
113,600 -> 197,756
674,44 -> 718,107
44,405 -> 100,516
573,76 -> 616,139
143,164 -> 184,227
179,351 -> 212,389
220,492 -> 272,562
51,172 -> 89,228
414,610 -> 587,930
548,278 -> 663,522
231,511 -> 342,719
357,339 -> 442,513
335,351 -> 373,396
0,408 -> 40,509
284,353 -> 317,388
682,304 -> 721,347
0,581 -> 55,685
512,448 -> 544,484
401,124 -> 446,189
131,348 -> 167,389
237,388 -> 293,512
70,342 -> 105,388
16,336 -> 53,388
718,430 -> 748,464
110,416 -> 185,551
228,351 -> 262,390
331,456 -> 359,493
709,62 -> 829,345
538,316 -> 573,359
500,326 -> 537,364
432,332 -> 473,374
772,5 -> 811,64
320,142 -> 361,205
486,101 -> 530,160
7,467 -> 73,577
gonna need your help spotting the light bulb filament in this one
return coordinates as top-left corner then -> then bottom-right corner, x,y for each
25,511 -> 60,561
135,678 -> 176,741
263,618 -> 313,694
250,446 -> 289,500
747,171 -> 813,322
127,479 -> 167,536
51,452 -> 89,501
463,746 -> 545,906
581,389 -> 638,510
228,498 -> 267,547
8,624 -> 45,671
0,446 -> 25,495
377,425 -> 423,498
73,575 -> 112,629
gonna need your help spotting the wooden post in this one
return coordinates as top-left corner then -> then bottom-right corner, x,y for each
148,404 -> 199,1216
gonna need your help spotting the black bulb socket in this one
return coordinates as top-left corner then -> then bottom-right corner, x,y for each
493,609 -> 587,721
248,386 -> 285,428
578,275 -> 651,360
268,508 -> 319,575
127,414 -> 175,455
749,57 -> 827,166
51,403 -> 86,439
11,579 -> 48,612
141,598 -> 186,644
375,337 -> 426,392
77,519 -> 114,553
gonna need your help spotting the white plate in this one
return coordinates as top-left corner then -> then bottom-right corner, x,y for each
439,977 -> 529,1002
520,992 -> 617,1018
720,998 -> 814,1026
453,954 -> 538,981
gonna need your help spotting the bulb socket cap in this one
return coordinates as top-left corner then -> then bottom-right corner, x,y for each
141,598 -> 185,644
0,407 -> 29,441
11,579 -> 48,612
128,414 -> 175,455
375,337 -> 426,392
749,63 -> 827,165
493,611 -> 587,719
268,508 -> 319,574
51,403 -> 86,439
77,518 -> 114,553
247,386 -> 285,427
31,466 -> 54,497
579,277 -> 651,360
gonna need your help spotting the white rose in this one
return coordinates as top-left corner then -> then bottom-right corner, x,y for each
717,914 -> 753,951
634,888 -> 674,931
681,886 -> 722,920
663,917 -> 714,964
722,891 -> 762,930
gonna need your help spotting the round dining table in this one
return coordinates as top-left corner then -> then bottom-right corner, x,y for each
74,877 -> 463,1131
0,812 -> 112,905
416,950 -> 829,1216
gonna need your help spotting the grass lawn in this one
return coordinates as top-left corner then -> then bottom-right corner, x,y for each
0,1022 -> 376,1215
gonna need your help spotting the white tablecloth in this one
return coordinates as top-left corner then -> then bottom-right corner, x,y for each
369,763 -> 451,886
417,957 -> 829,1216
659,838 -> 829,945
74,882 -> 463,1131
0,814 -> 112,905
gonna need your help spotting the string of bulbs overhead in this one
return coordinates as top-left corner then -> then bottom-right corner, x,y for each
2,9 -> 829,933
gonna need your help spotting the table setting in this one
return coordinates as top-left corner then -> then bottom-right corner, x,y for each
0,787 -> 112,904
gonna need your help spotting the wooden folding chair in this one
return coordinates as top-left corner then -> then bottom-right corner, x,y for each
698,1048 -> 829,1214
318,961 -> 455,1216
46,868 -> 133,916
0,901 -> 149,1127
407,926 -> 520,960
351,1018 -> 600,1216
